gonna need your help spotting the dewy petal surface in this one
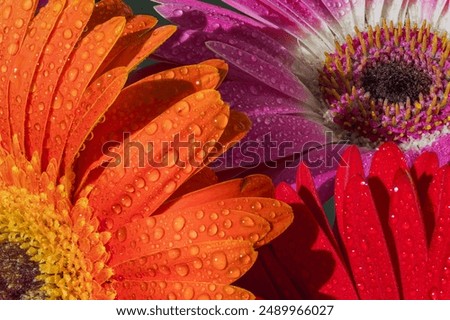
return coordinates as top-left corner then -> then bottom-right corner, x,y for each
0,0 -> 293,300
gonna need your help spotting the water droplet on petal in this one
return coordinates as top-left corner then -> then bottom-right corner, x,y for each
172,216 -> 186,232
251,201 -> 263,211
147,169 -> 160,182
164,181 -> 177,194
183,286 -> 194,299
116,227 -> 127,242
63,29 -> 73,39
227,267 -> 241,279
188,230 -> 198,239
192,258 -> 203,269
175,100 -> 190,116
111,204 -> 122,214
120,194 -> 132,208
168,248 -> 181,259
213,113 -> 228,129
140,233 -> 150,244
211,251 -> 228,270
22,0 -> 33,10
175,263 -> 189,277
207,223 -> 218,236
241,216 -> 255,227
154,227 -> 165,240
195,210 -> 204,219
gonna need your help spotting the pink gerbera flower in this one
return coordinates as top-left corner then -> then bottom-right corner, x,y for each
154,0 -> 450,201
237,143 -> 449,299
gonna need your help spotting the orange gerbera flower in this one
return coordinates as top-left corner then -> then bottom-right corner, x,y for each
0,0 -> 293,299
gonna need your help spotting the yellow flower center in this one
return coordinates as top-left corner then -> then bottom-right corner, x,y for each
0,184 -> 114,299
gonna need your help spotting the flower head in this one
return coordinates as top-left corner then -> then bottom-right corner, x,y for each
0,0 -> 293,299
237,143 -> 449,299
154,0 -> 450,200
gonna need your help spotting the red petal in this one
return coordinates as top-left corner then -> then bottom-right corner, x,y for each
273,183 -> 358,299
427,166 -> 450,299
334,145 -> 364,231
368,142 -> 408,218
296,163 -> 336,247
342,175 -> 399,299
411,151 -> 440,244
389,169 -> 428,299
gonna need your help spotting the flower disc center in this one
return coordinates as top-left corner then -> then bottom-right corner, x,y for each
361,62 -> 432,103
0,242 -> 45,299
320,20 -> 450,144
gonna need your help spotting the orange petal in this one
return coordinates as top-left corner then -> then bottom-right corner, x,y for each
113,280 -> 254,300
200,59 -> 229,86
26,0 -> 94,161
0,0 -> 38,151
162,197 -> 293,248
168,167 -> 218,200
113,240 -> 257,284
104,25 -> 176,72
63,67 -> 128,171
76,64 -> 221,182
157,175 -> 275,214
10,0 -> 65,153
94,15 -> 158,77
108,210 -> 269,266
44,16 -> 126,170
88,89 -> 229,230
86,0 -> 132,31
205,110 -> 252,166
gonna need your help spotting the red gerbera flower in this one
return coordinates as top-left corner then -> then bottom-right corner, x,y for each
237,143 -> 449,299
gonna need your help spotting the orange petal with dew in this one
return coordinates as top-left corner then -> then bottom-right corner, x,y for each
94,15 -> 158,77
76,64 -> 222,182
162,196 -> 293,248
113,240 -> 257,284
10,0 -> 66,152
168,167 -> 218,200
86,0 -> 132,31
157,175 -> 275,214
113,280 -> 254,300
200,59 -> 229,86
45,16 -> 126,170
88,89 -> 229,229
104,25 -> 176,72
108,209 -> 270,266
205,110 -> 252,166
26,0 -> 94,160
0,0 -> 38,151
63,67 -> 128,171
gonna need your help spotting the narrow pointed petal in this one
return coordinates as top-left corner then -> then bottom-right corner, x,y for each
389,169 -> 428,299
107,209 -> 270,266
168,167 -> 218,200
296,163 -> 336,246
94,15 -> 158,77
104,25 -> 177,72
342,175 -> 400,299
10,0 -> 65,153
86,0 -> 132,31
274,182 -> 358,299
63,67 -> 128,171
411,152 -> 440,244
26,0 -> 94,160
200,59 -> 228,86
88,90 -> 229,231
113,240 -> 257,284
0,0 -> 38,151
44,16 -> 126,170
427,166 -> 450,299
156,175 -> 275,214
113,281 -> 254,300
76,63 -> 221,182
